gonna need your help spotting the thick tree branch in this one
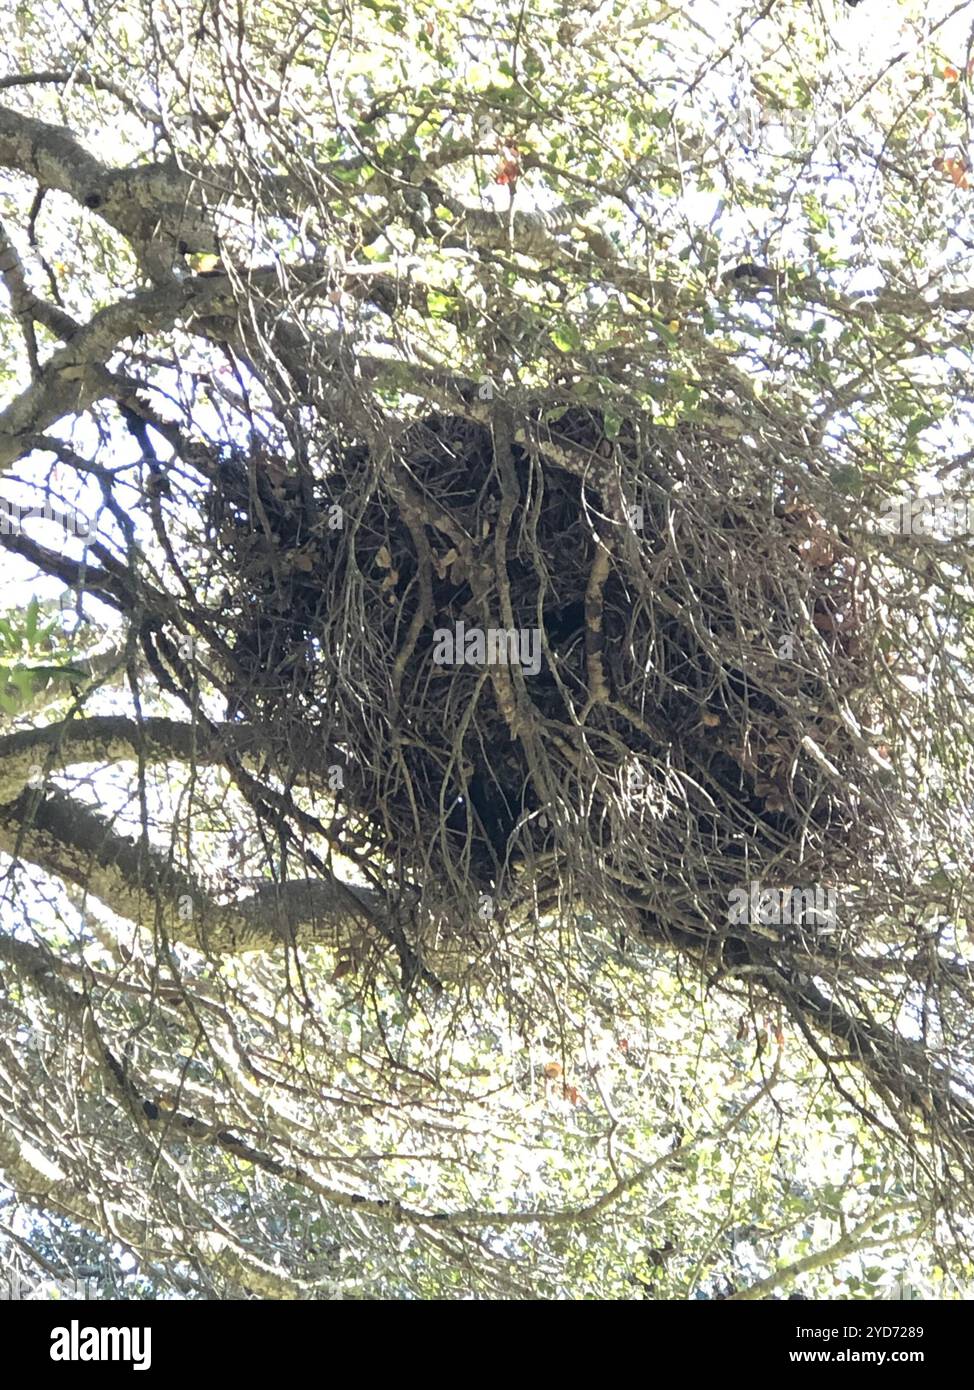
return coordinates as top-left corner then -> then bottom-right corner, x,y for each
0,787 -> 384,955
0,275 -> 236,470
0,714 -> 271,800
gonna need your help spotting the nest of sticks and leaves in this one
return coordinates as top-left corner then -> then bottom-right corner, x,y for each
192,399 -> 905,983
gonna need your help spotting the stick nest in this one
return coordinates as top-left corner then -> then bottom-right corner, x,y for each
201,403 -> 897,965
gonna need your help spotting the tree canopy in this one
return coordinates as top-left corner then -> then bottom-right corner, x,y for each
1,0 -> 973,1300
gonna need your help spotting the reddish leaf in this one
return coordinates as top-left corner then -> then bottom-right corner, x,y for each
494,157 -> 520,186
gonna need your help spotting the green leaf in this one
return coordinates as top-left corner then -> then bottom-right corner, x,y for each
603,410 -> 623,440
427,290 -> 456,318
905,412 -> 935,443
549,324 -> 582,353
830,464 -> 863,496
